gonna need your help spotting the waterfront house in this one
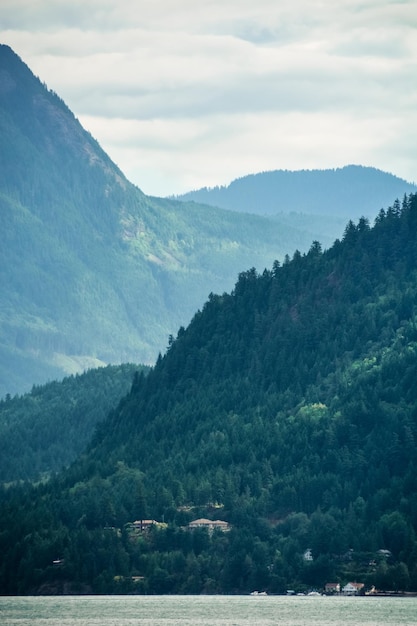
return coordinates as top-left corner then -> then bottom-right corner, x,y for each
325,583 -> 340,594
342,582 -> 364,595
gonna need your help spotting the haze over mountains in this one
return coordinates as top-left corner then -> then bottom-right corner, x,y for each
175,166 -> 417,218
1,43 -> 415,398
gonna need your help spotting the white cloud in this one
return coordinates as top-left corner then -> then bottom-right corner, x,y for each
1,0 -> 416,194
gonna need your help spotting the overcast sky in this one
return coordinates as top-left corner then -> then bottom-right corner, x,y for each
1,0 -> 416,196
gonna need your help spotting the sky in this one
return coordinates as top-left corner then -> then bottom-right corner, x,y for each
1,0 -> 416,197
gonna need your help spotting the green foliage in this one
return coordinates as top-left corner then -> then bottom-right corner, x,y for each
0,363 -> 147,482
1,195 -> 417,594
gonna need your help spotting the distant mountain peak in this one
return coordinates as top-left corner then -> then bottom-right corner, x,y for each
0,44 -> 129,191
175,165 -> 416,218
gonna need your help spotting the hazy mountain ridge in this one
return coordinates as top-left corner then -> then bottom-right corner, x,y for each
175,166 -> 417,218
1,44 -> 347,397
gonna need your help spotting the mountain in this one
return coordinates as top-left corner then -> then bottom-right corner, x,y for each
0,363 -> 148,483
0,44 -> 346,398
1,195 -> 416,594
175,166 -> 417,218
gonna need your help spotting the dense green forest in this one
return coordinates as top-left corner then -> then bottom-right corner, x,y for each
0,363 -> 147,483
1,195 -> 416,595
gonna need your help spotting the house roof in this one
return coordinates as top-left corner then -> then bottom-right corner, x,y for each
188,518 -> 230,528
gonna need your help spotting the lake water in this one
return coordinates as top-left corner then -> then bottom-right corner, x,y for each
1,595 -> 416,626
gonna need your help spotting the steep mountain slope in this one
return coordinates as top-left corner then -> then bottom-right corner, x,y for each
0,45 -> 342,397
90,195 -> 417,483
1,195 -> 416,594
175,166 -> 417,218
0,363 -> 148,483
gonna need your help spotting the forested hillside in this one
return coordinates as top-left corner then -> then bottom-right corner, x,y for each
0,363 -> 147,483
0,44 -> 340,397
176,166 -> 417,218
1,195 -> 416,595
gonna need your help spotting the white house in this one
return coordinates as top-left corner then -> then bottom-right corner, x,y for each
342,582 -> 364,595
303,548 -> 313,561
132,519 -> 159,532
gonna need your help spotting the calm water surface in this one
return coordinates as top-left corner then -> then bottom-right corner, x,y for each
1,595 -> 416,626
